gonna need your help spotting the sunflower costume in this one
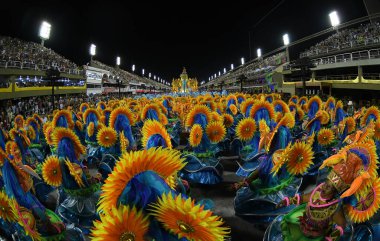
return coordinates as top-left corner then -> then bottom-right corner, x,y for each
234,113 -> 303,223
1,136 -> 85,240
235,100 -> 276,177
50,127 -> 101,234
265,137 -> 380,241
94,148 -> 229,241
179,104 -> 225,185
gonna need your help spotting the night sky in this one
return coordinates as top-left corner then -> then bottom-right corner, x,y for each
0,0 -> 368,83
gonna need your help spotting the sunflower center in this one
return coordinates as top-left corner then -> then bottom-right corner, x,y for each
105,136 -> 110,140
297,155 -> 304,163
213,130 -> 219,135
53,169 -> 57,175
323,136 -> 327,140
177,220 -> 194,233
120,232 -> 135,241
245,127 -> 250,132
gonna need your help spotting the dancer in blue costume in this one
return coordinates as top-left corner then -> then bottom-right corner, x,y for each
236,99 -> 276,177
2,130 -> 84,240
93,147 -> 229,241
46,127 -> 101,234
233,113 -> 304,223
179,104 -> 226,185
83,108 -> 102,165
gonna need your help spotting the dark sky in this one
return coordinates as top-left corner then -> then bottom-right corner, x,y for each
0,0 -> 368,83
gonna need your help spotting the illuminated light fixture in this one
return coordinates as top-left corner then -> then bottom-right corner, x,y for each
116,56 -> 121,66
257,48 -> 262,58
283,34 -> 290,46
241,57 -> 245,65
218,71 -> 221,76
149,73 -> 151,78
142,69 -> 145,75
154,75 -> 156,80
39,21 -> 51,43
90,44 -> 96,56
132,64 -> 135,72
329,11 -> 340,27
214,74 -> 216,78
231,63 -> 234,70
223,68 -> 226,73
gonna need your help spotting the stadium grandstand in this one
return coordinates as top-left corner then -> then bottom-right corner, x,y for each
201,14 -> 380,106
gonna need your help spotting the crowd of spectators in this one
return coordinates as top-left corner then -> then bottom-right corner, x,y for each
0,36 -> 82,74
300,22 -> 380,58
0,93 -> 136,129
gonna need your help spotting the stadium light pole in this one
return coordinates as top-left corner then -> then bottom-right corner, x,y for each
90,44 -> 96,62
283,33 -> 290,62
39,21 -> 51,47
116,57 -> 121,98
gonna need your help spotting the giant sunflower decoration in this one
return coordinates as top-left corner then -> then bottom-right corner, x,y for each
317,128 -> 335,146
285,141 -> 314,175
206,122 -> 226,143
346,178 -> 380,223
98,148 -> 186,212
119,131 -> 129,153
42,156 -> 62,187
0,191 -> 17,222
223,114 -> 234,128
44,124 -> 54,146
240,99 -> 256,116
149,193 -> 230,241
160,114 -> 169,126
229,104 -> 238,116
83,108 -> 101,125
236,118 -> 256,141
52,128 -> 86,159
360,106 -> 380,127
343,116 -> 356,134
109,106 -> 136,128
185,105 -> 211,128
211,112 -> 222,123
80,103 -> 90,113
91,205 -> 149,241
373,119 -> 380,141
142,120 -> 172,149
87,122 -> 95,137
14,115 -> 25,129
97,127 -> 118,148
52,110 -> 74,129
26,118 -> 40,132
189,124 -> 203,147
249,100 -> 275,121
141,103 -> 162,121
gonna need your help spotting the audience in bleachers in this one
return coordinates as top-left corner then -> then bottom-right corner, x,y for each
0,36 -> 82,74
300,22 -> 380,58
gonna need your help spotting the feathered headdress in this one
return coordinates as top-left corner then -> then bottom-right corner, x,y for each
52,110 -> 74,129
306,96 -> 322,119
142,120 -> 172,149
